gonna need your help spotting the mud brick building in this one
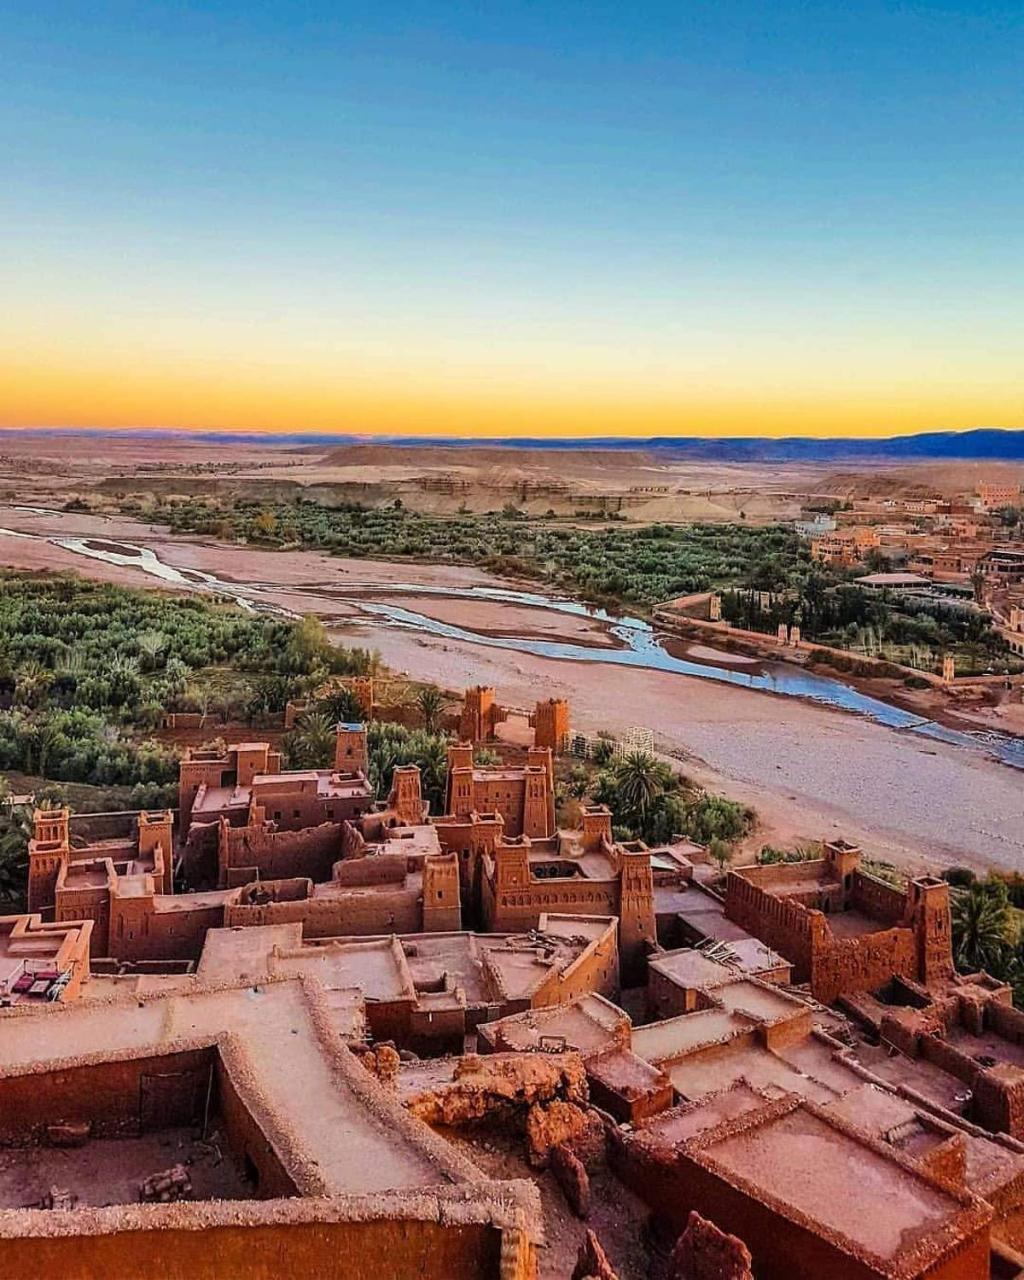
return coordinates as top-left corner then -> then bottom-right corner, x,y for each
196,914 -> 619,1054
479,804 -> 656,983
724,840 -> 954,1003
611,1084 -> 994,1280
180,732 -> 374,883
0,913 -> 92,1006
444,742 -> 556,839
0,963 -> 540,1279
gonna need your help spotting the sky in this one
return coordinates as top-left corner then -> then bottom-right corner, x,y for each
1,0 -> 1022,439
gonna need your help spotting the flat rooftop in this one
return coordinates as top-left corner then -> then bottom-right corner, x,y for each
642,1026 -> 863,1106
0,977 -> 468,1197
632,1008 -> 754,1063
648,949 -> 734,990
712,979 -> 808,1025
706,1105 -> 976,1263
481,993 -> 627,1057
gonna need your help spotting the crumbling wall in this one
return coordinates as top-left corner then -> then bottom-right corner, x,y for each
571,1229 -> 619,1280
669,1210 -> 753,1280
219,822 -> 340,887
809,927 -> 918,1005
404,1052 -> 587,1128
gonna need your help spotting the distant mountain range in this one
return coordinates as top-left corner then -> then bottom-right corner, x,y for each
4,426 -> 1024,461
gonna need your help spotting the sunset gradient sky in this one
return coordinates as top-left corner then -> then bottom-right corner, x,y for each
3,1 -> 1022,438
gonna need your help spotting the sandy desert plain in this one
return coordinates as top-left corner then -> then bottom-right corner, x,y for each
1,429 -> 1023,877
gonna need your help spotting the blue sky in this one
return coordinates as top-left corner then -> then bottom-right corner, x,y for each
2,1 -> 1022,435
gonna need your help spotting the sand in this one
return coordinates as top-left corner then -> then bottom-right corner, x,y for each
329,619 -> 1024,876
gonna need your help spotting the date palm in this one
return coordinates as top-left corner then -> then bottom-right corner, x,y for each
289,710 -> 336,769
614,750 -> 664,829
952,884 -> 1012,974
415,685 -> 451,733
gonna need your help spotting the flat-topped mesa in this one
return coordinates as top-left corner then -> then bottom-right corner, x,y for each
723,839 -> 954,1004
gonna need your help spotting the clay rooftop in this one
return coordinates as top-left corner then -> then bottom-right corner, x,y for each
477,992 -> 629,1057
700,1101 -> 990,1271
0,974 -> 489,1198
631,1088 -> 992,1276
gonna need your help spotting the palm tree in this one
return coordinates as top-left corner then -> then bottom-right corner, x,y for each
14,660 -> 52,710
316,688 -> 364,726
289,710 -> 336,769
0,804 -> 33,906
415,685 -> 451,733
137,630 -> 168,671
614,750 -> 664,831
952,885 -> 1012,974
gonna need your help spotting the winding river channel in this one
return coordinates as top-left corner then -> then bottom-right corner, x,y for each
4,508 -> 1024,772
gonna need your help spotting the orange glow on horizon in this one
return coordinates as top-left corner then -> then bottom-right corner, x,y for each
2,347 -> 1020,440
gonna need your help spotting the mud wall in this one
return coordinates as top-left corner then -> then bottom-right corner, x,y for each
809,927 -> 919,1006
724,874 -> 817,979
214,1055 -> 301,1200
850,872 -> 908,926
610,1132 -> 988,1280
224,890 -> 422,939
219,823 -> 340,887
0,1218 -> 508,1280
0,1048 -> 214,1144
109,897 -> 226,964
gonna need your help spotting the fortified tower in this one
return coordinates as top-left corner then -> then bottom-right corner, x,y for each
422,852 -> 462,932
824,839 -> 861,909
460,686 -> 498,743
444,743 -> 475,816
349,677 -> 375,717
334,722 -> 368,775
617,842 -> 656,984
389,764 -> 426,826
524,747 -> 555,838
581,805 -> 613,853
532,698 -> 570,753
909,875 -> 955,987
137,810 -> 174,893
492,835 -> 532,905
27,807 -> 70,913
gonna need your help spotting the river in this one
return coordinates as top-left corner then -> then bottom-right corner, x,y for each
4,508 -> 1022,772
